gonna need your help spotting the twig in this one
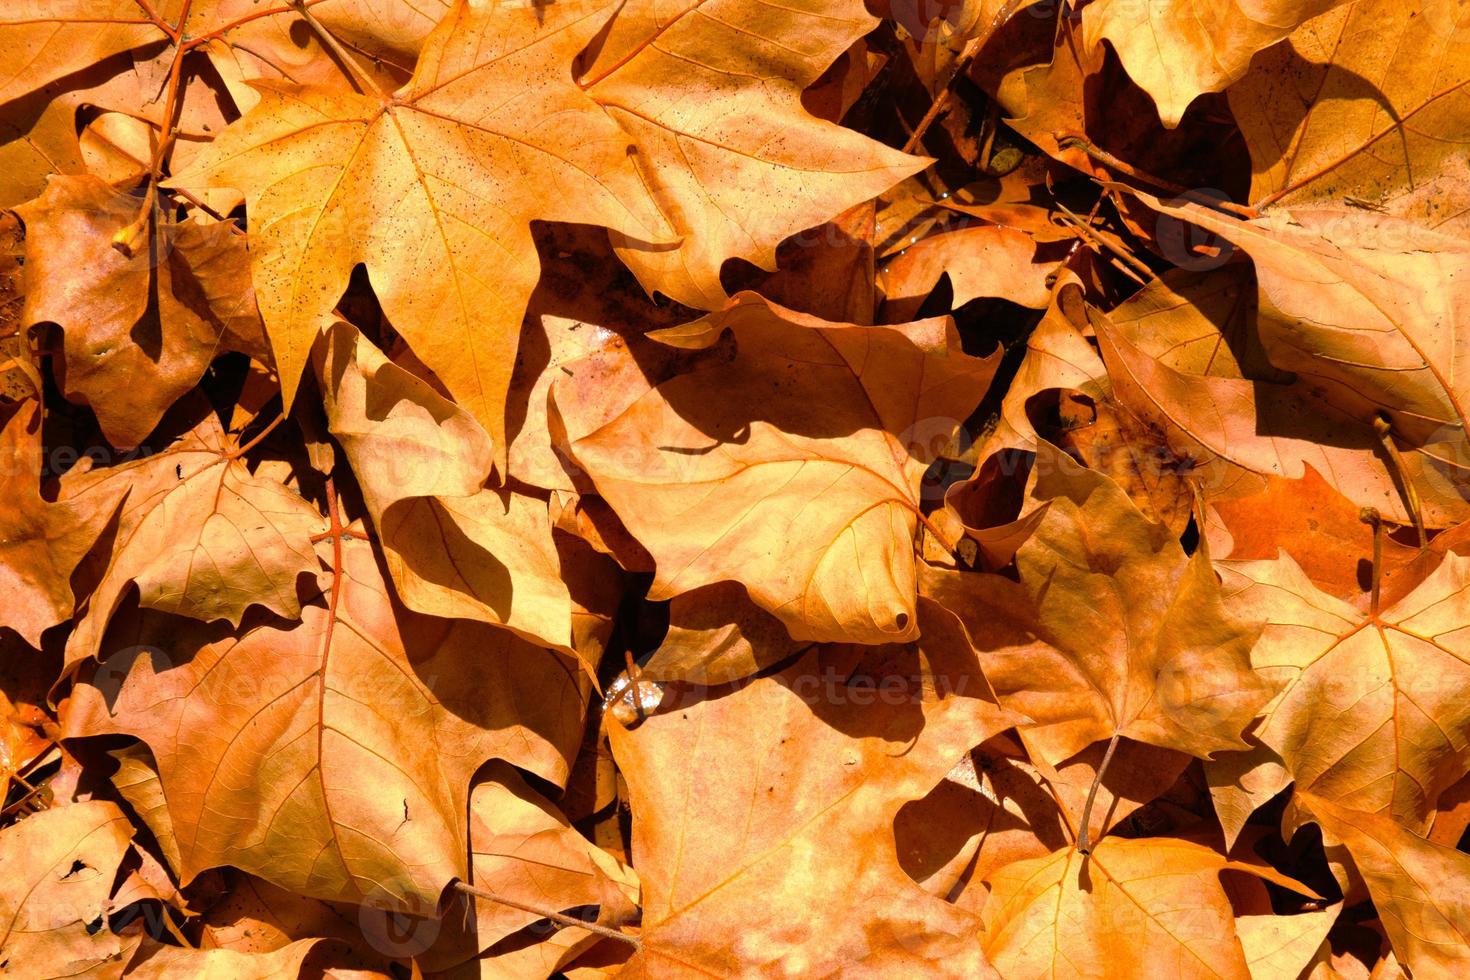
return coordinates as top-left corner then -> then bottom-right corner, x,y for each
901,0 -> 1031,154
1054,200 -> 1153,281
453,882 -> 641,948
1057,135 -> 1259,220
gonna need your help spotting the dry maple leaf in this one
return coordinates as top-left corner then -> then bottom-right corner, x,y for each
1218,550 -> 1470,828
922,447 -> 1271,767
121,937 -> 326,979
980,836 -> 1315,979
0,799 -> 134,976
61,409 -> 327,672
0,0 -> 430,207
879,224 -> 1053,319
608,619 -> 1013,976
0,400 -> 122,648
1206,466 -> 1420,601
1135,193 -> 1470,474
314,321 -> 574,650
63,524 -> 590,907
897,735 -> 1192,910
1093,263 -> 1470,528
172,0 -> 673,463
1080,0 -> 1348,127
416,761 -> 639,972
559,292 -> 999,645
1297,792 -> 1470,974
0,1 -> 162,107
1229,0 -> 1470,234
18,175 -> 267,449
582,0 -> 928,309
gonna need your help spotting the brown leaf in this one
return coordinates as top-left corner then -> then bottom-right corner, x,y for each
584,0 -> 927,308
922,447 -> 1271,766
61,410 -> 326,671
123,937 -> 325,980
1219,551 -> 1470,828
417,762 -> 638,972
1080,0 -> 1348,127
18,175 -> 266,448
981,836 -> 1314,979
641,581 -> 806,685
173,0 -> 673,461
609,622 -> 1013,976
560,292 -> 999,644
1298,793 -> 1470,974
63,530 -> 590,907
1207,467 -> 1420,602
1094,265 -> 1469,528
0,400 -> 121,647
1230,0 -> 1470,235
880,223 -> 1054,320
1128,194 -> 1470,520
314,321 -> 574,650
0,800 -> 134,977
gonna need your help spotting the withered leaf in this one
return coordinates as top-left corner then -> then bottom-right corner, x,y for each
560,293 -> 999,645
922,448 -> 1270,767
63,529 -> 589,907
174,0 -> 672,460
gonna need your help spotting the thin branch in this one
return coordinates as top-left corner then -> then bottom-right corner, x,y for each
1058,135 -> 1259,220
1054,199 -> 1154,281
452,882 -> 642,949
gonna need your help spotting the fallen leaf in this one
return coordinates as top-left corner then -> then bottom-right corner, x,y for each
1230,0 -> 1470,235
981,836 -> 1314,979
1094,264 -> 1470,528
560,292 -> 999,644
1218,550 -> 1470,828
1298,793 -> 1470,974
314,321 -> 573,650
173,0 -> 672,460
584,0 -> 927,308
609,620 -> 1012,975
61,409 -> 327,670
18,175 -> 266,448
0,399 -> 121,648
0,800 -> 134,977
1081,0 -> 1348,127
922,447 -> 1270,766
63,526 -> 590,907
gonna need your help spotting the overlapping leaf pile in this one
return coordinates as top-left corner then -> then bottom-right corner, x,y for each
2,0 -> 1469,976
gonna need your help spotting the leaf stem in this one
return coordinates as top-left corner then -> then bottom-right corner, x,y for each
1371,415 -> 1427,548
452,882 -> 642,948
289,0 -> 384,97
131,0 -> 178,41
1076,732 -> 1120,854
226,412 -> 286,460
1360,506 -> 1383,618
